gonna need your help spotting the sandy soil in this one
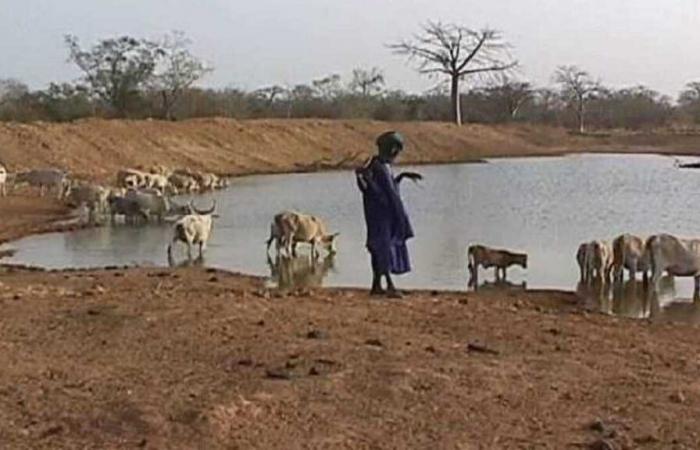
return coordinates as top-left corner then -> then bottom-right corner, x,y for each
2,119 -> 700,448
2,119 -> 700,183
0,266 -> 697,449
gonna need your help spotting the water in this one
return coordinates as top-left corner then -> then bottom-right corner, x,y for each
5,153 -> 700,321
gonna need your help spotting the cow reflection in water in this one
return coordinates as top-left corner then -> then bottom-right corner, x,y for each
267,254 -> 336,290
470,278 -> 527,293
577,275 -> 675,319
168,254 -> 204,268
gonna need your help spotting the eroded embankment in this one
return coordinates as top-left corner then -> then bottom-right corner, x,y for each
3,119 -> 700,184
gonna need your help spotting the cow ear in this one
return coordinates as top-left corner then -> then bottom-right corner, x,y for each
332,232 -> 340,238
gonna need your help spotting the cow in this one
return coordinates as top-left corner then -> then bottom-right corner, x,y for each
116,169 -> 148,189
14,169 -> 68,199
64,181 -> 110,222
611,234 -> 649,283
266,211 -> 339,259
646,234 -> 700,298
467,244 -> 527,287
167,200 -> 218,261
145,173 -> 170,194
107,194 -> 147,224
0,163 -> 6,197
590,240 -> 614,283
168,173 -> 199,194
576,242 -> 594,282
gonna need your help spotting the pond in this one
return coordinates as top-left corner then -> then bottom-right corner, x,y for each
4,153 -> 700,322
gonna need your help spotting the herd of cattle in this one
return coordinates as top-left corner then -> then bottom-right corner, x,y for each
0,162 -> 341,265
578,233 -> 700,295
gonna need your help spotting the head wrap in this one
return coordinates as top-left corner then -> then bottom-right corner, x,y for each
376,131 -> 404,153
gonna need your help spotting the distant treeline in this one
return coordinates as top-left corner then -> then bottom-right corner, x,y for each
1,31 -> 700,130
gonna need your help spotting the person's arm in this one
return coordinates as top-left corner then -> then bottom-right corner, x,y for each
395,171 -> 423,184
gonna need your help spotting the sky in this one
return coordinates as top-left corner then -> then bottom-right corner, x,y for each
1,0 -> 699,98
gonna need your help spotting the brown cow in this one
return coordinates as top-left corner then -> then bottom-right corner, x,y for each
611,233 -> 649,283
467,244 -> 527,286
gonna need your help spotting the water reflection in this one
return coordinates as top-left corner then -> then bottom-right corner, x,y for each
266,254 -> 336,290
575,275 -> 700,323
471,278 -> 527,293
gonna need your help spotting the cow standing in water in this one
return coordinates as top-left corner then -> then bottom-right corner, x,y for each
355,131 -> 421,298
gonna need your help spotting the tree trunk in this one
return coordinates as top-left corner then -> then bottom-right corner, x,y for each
578,101 -> 585,134
450,75 -> 462,125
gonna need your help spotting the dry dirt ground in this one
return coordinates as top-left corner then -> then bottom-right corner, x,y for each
2,120 -> 700,448
3,119 -> 700,183
0,267 -> 699,449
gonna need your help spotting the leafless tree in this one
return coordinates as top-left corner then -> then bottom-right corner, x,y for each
554,65 -> 603,133
390,21 -> 517,125
678,81 -> 700,123
349,67 -> 385,96
484,75 -> 533,120
151,31 -> 212,120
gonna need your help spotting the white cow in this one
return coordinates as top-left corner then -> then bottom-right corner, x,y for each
647,234 -> 700,296
167,201 -> 218,261
0,163 -> 6,197
590,240 -> 613,283
611,233 -> 649,283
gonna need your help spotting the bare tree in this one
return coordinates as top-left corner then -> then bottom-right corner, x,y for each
484,75 -> 533,120
151,31 -> 213,120
65,35 -> 163,117
349,67 -> 385,96
554,65 -> 602,133
390,21 -> 517,125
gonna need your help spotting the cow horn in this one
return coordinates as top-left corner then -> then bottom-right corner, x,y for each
193,200 -> 216,215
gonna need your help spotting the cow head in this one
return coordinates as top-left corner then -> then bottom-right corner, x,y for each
190,199 -> 217,217
322,232 -> 340,255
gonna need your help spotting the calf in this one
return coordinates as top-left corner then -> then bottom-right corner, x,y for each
467,244 -> 527,285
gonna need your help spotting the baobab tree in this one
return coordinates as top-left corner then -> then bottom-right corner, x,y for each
554,65 -> 602,133
390,21 -> 517,125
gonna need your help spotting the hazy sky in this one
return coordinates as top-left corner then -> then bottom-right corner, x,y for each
2,0 -> 699,97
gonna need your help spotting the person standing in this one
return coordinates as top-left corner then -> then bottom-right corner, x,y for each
356,131 -> 421,298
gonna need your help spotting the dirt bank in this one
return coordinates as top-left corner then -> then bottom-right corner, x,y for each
0,265 -> 696,449
3,119 -> 700,183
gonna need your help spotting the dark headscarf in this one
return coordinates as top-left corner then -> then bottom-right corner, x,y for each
376,131 -> 404,159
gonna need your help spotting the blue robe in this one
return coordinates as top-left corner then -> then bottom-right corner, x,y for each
356,157 -> 414,275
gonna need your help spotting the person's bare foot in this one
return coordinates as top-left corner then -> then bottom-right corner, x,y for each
386,289 -> 403,299
370,287 -> 386,296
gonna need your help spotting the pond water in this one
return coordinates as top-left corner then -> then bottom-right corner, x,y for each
5,153 -> 700,322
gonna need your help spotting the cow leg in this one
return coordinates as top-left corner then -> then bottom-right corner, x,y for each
199,241 -> 204,258
494,267 -> 500,281
186,241 -> 193,260
629,261 -> 637,282
695,276 -> 700,302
